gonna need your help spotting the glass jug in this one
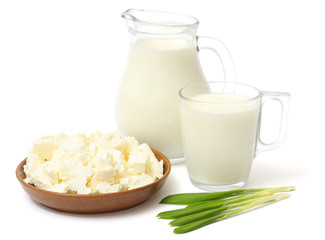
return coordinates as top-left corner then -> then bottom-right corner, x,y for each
115,9 -> 236,163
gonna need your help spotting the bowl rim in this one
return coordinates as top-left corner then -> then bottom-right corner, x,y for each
16,148 -> 171,198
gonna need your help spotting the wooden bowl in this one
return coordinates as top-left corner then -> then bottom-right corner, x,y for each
16,149 -> 171,214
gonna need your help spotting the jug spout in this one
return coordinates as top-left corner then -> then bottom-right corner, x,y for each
121,8 -> 139,22
121,8 -> 199,36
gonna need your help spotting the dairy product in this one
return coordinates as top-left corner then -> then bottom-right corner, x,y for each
180,93 -> 260,186
115,39 -> 206,159
23,131 -> 164,194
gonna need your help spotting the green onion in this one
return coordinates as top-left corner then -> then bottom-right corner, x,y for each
186,186 -> 294,208
170,193 -> 288,227
169,197 -> 258,226
160,186 -> 295,205
159,188 -> 266,205
173,193 -> 290,234
157,186 -> 295,234
157,190 -> 272,219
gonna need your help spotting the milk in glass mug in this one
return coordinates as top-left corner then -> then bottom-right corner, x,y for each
179,82 -> 290,191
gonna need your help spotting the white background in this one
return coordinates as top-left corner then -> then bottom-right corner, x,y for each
1,0 -> 324,239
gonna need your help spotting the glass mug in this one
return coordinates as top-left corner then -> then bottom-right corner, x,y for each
179,82 -> 290,191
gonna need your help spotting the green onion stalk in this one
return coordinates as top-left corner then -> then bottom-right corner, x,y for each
157,186 -> 295,234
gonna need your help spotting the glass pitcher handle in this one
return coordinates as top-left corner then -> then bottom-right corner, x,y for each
197,36 -> 237,82
255,91 -> 291,156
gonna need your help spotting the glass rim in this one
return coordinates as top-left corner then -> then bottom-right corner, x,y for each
179,81 -> 262,104
122,8 -> 199,34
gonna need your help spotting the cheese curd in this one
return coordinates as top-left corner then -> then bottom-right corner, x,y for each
23,131 -> 164,194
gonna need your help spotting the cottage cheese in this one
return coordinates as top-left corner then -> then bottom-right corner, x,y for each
23,131 -> 164,194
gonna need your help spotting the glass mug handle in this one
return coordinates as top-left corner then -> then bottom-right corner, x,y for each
197,36 -> 237,82
255,91 -> 291,156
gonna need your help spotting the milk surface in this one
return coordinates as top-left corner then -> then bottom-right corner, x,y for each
116,39 -> 206,159
180,93 -> 260,186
